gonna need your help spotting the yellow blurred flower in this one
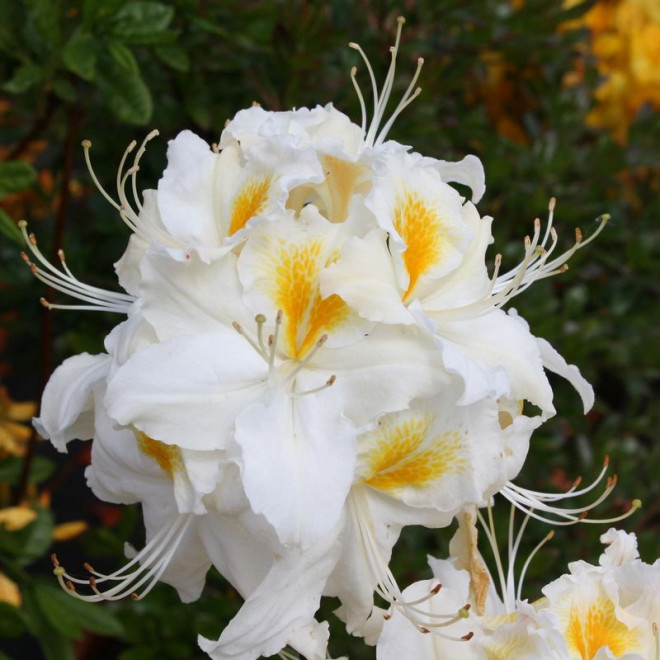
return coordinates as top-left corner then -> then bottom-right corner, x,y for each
0,505 -> 37,531
52,520 -> 89,541
565,0 -> 660,141
0,572 -> 21,607
0,385 -> 37,457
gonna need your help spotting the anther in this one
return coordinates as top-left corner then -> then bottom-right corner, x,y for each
232,321 -> 243,334
549,197 -> 556,212
40,298 -> 52,309
89,577 -> 97,588
383,613 -> 392,620
430,583 -> 442,595
572,476 -> 582,488
58,249 -> 65,261
419,627 -> 430,634
131,592 -> 139,601
66,580 -> 75,591
51,553 -> 60,567
575,227 -> 583,243
211,143 -> 219,153
461,632 -> 474,641
326,375 -> 337,386
83,562 -> 95,572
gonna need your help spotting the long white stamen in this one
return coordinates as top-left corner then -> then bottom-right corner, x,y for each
52,515 -> 192,602
350,17 -> 424,148
478,504 -> 510,610
517,530 -> 554,602
131,130 -> 160,212
376,57 -> 423,146
350,488 -> 472,640
19,221 -> 134,314
350,66 -> 368,136
83,136 -> 185,250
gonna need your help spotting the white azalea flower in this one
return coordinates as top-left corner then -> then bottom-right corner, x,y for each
324,383 -> 540,638
542,529 -> 660,660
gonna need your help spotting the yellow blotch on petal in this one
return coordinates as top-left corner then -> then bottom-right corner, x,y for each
393,191 -> 446,302
0,572 -> 21,607
565,595 -> 642,659
52,520 -> 89,541
136,431 -> 182,479
270,239 -> 350,359
0,506 -> 37,531
365,413 -> 466,491
229,176 -> 272,236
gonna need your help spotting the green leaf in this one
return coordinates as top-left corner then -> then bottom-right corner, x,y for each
3,63 -> 45,94
0,209 -> 24,246
154,45 -> 189,72
51,77 -> 78,103
0,455 -> 57,486
0,602 -> 28,638
107,40 -> 139,74
62,31 -> 97,81
0,161 -> 37,198
0,507 -> 54,565
108,2 -> 174,45
22,584 -> 74,660
34,581 -> 124,638
27,0 -> 62,51
95,57 -> 153,125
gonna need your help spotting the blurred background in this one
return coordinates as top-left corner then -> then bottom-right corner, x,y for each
0,1 -> 658,658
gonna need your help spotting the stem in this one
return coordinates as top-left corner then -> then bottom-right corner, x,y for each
13,105 -> 83,505
4,94 -> 58,162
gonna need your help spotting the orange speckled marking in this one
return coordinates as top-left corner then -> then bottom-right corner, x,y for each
229,176 -> 272,236
365,414 -> 465,491
565,596 -> 641,659
136,431 -> 182,478
393,191 -> 445,302
268,239 -> 350,360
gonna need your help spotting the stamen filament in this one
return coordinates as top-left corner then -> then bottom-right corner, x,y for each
52,515 -> 192,602
350,488 -> 473,640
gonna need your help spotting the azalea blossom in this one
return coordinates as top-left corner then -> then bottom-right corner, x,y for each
376,510 -> 655,660
19,15 -> 628,660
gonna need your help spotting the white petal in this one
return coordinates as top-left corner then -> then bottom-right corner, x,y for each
232,388 -> 355,548
139,249 -> 249,341
320,229 -> 412,324
105,331 -> 267,451
198,529 -> 341,660
536,336 -> 594,413
309,325 -> 449,426
157,130 -> 221,250
34,353 -> 110,451
434,310 -> 554,412
427,153 -> 486,203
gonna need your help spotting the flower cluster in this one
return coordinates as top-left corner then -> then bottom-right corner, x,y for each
378,518 -> 660,659
23,19 -> 653,660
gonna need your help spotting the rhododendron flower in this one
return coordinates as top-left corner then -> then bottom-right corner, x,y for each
20,15 -> 632,660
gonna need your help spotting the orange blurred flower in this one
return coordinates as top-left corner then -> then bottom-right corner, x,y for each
0,385 -> 37,457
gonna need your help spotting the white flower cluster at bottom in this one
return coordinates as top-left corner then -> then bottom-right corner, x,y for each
24,18 -> 655,660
